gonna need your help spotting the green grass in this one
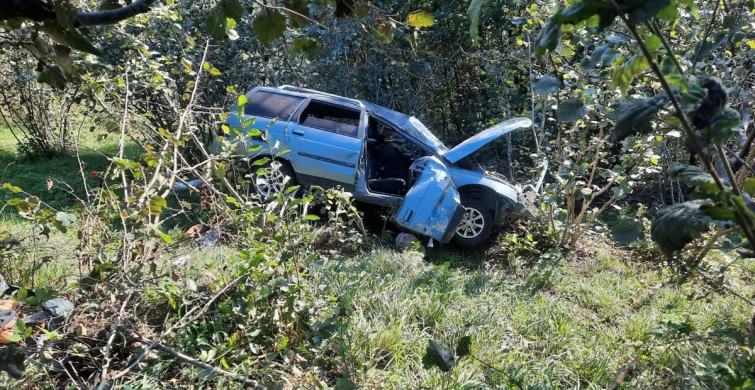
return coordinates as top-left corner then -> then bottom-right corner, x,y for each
0,129 -> 141,214
302,245 -> 754,389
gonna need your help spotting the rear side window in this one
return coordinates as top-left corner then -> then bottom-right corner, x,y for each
244,91 -> 304,119
298,100 -> 360,137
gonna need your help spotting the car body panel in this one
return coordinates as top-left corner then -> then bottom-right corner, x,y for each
443,118 -> 532,164
286,122 -> 362,186
393,157 -> 465,243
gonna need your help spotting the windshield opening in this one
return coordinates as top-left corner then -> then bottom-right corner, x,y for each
401,117 -> 448,154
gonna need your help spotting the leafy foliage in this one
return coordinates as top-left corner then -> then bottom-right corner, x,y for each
609,95 -> 668,143
422,340 -> 455,372
556,99 -> 588,122
651,200 -> 715,256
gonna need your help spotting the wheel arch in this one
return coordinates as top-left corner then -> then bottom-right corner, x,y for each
457,185 -> 503,220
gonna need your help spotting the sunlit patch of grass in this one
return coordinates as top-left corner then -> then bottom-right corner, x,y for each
0,129 -> 142,215
307,246 -> 755,389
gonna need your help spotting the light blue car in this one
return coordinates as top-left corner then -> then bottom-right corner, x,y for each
220,86 -> 544,247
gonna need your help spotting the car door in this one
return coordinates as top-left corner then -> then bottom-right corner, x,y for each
393,156 -> 465,243
286,99 -> 363,189
223,89 -> 305,157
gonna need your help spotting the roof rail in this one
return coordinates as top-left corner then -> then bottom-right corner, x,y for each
278,85 -> 365,109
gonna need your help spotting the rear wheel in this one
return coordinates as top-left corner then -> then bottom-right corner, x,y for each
452,199 -> 493,247
249,160 -> 298,198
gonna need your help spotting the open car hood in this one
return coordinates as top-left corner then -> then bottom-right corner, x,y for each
442,117 -> 532,164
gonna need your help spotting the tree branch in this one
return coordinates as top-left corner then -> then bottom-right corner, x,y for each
74,0 -> 159,26
123,328 -> 266,389
0,0 -> 158,26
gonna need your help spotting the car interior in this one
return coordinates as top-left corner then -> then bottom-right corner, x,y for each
297,100 -> 360,137
365,117 -> 428,195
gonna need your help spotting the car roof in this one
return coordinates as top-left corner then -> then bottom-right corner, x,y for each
251,85 -> 411,127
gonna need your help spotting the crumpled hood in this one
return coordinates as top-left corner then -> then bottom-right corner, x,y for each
442,117 -> 532,164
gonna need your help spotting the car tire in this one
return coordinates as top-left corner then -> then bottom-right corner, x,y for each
249,159 -> 298,198
452,199 -> 493,247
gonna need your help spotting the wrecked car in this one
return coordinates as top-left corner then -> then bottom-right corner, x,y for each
220,86 -> 545,247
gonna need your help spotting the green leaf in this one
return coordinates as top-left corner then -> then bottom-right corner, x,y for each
407,10 -> 434,28
422,340 -> 455,372
284,0 -> 311,27
668,163 -> 719,193
206,0 -> 242,40
552,2 -> 603,25
252,10 -> 286,45
374,18 -> 396,44
6,334 -> 22,343
292,37 -> 322,58
535,22 -> 561,55
221,0 -> 243,21
155,229 -> 173,244
37,65 -> 67,90
206,5 -> 229,40
334,378 -> 356,390
609,95 -> 667,143
55,211 -> 76,227
587,44 -> 619,68
644,35 -> 662,53
612,54 -> 649,94
682,81 -> 707,104
742,178 -> 755,196
556,99 -> 588,122
3,183 -> 22,193
651,200 -> 719,256
532,76 -> 560,94
626,0 -> 671,25
611,219 -> 645,246
467,0 -> 487,40
215,165 -> 226,178
704,107 -> 740,146
62,28 -> 104,56
149,195 -> 167,216
657,2 -> 679,21
456,336 -> 471,358
699,202 -> 737,222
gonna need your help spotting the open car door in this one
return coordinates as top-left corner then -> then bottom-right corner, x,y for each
393,156 -> 465,243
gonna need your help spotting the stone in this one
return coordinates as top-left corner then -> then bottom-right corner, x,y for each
395,232 -> 425,254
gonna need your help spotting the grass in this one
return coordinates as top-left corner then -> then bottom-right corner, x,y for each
0,132 -> 753,389
0,129 -> 141,214
303,246 -> 754,389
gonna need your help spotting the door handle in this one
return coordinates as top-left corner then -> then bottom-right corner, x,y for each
403,210 -> 414,222
292,129 -> 305,136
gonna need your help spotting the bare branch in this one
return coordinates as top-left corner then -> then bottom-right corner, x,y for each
74,0 -> 159,26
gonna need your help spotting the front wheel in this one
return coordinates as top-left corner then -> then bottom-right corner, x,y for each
452,199 -> 493,247
249,160 -> 298,198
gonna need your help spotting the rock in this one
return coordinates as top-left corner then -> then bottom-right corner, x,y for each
42,298 -> 74,329
196,230 -> 220,246
42,298 -> 74,318
395,232 -> 425,254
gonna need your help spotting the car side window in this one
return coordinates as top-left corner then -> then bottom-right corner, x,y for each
297,100 -> 360,138
244,91 -> 305,120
